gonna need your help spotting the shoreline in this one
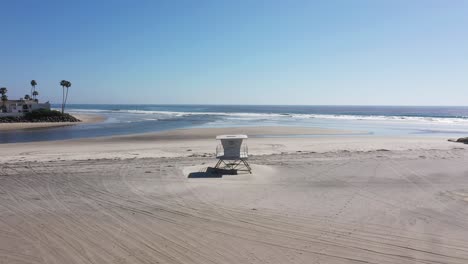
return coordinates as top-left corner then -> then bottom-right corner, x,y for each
99,126 -> 369,141
0,126 -> 464,163
0,113 -> 106,131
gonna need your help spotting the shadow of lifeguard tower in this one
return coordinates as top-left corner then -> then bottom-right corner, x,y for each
213,134 -> 252,173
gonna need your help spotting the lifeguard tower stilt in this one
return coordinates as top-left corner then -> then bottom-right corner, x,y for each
214,135 -> 251,173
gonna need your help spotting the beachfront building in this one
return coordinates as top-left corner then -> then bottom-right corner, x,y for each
1,98 -> 51,116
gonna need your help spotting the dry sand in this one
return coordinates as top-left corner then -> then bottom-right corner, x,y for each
0,114 -> 105,131
1,126 -> 468,263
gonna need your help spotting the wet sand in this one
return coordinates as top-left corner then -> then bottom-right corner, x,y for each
1,126 -> 468,263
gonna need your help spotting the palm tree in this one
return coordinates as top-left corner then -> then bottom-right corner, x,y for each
30,80 -> 37,96
32,91 -> 39,100
0,87 -> 7,96
0,88 -> 8,113
64,81 -> 71,111
24,94 -> 31,100
1,95 -> 7,106
60,80 -> 72,113
60,80 -> 66,113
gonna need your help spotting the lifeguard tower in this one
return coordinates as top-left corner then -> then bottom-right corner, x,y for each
214,134 -> 251,173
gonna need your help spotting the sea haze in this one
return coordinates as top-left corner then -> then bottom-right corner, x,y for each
2,104 -> 468,143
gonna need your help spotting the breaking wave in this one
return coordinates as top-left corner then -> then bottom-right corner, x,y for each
64,108 -> 468,125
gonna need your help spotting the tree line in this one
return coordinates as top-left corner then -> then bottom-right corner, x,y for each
0,80 -> 72,113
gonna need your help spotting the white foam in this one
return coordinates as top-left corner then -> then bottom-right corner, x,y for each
63,108 -> 468,125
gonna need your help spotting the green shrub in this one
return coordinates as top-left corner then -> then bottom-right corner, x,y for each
25,109 -> 66,119
0,109 -> 81,123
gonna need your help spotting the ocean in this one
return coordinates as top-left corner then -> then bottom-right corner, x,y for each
2,104 -> 468,143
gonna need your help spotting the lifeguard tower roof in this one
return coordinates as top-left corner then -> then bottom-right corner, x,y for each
216,135 -> 248,140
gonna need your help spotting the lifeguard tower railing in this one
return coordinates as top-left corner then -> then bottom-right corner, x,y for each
216,144 -> 249,159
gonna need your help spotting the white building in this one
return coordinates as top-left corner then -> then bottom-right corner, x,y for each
1,99 -> 51,116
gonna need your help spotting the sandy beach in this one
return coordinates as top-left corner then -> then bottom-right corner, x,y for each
4,0 -> 468,262
0,114 -> 106,131
1,126 -> 468,263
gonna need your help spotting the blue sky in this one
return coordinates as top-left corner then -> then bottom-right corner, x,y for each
1,0 -> 467,105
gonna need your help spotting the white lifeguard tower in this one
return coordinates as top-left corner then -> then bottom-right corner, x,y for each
214,134 -> 251,173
